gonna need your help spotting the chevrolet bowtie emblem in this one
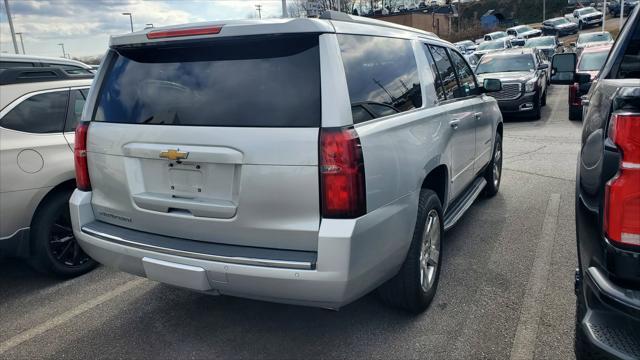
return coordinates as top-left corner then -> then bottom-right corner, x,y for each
159,149 -> 189,161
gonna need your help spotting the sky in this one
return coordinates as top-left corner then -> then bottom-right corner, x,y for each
0,0 -> 286,58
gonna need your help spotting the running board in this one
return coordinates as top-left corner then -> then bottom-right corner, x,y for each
443,177 -> 487,231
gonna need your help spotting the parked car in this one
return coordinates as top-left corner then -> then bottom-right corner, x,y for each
506,25 -> 543,40
474,38 -> 513,58
525,35 -> 564,59
483,31 -> 509,41
69,11 -> 504,313
608,0 -> 638,17
541,17 -> 579,36
0,67 -> 97,276
574,31 -> 614,55
565,6 -> 604,29
454,40 -> 477,54
475,48 -> 548,120
568,44 -> 612,120
0,53 -> 94,74
550,6 -> 639,359
464,53 -> 480,72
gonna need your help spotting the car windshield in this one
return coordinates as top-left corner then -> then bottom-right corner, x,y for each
513,26 -> 534,33
550,18 -> 570,25
578,32 -> 612,45
477,40 -> 505,51
490,32 -> 507,39
578,50 -> 610,71
476,54 -> 535,74
578,8 -> 597,15
525,37 -> 555,47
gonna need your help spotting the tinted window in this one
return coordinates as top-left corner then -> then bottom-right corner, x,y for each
423,46 -> 446,101
617,20 -> 640,78
1,91 -> 68,133
428,45 -> 459,100
449,50 -> 477,98
94,35 -> 321,127
65,90 -> 86,132
338,35 -> 422,123
0,61 -> 35,69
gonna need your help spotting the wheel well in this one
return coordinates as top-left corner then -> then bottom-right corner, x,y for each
421,165 -> 447,205
27,179 -> 76,254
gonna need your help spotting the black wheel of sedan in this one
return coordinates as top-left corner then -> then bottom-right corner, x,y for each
31,190 -> 97,277
378,189 -> 443,313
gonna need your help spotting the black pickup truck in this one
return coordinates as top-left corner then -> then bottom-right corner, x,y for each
551,6 -> 640,360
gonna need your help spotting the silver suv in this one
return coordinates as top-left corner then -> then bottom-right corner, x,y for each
71,12 -> 504,312
0,67 -> 96,276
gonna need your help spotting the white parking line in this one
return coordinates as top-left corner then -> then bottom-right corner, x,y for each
509,193 -> 561,360
0,278 -> 146,355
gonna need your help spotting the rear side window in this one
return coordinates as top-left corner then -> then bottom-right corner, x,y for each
1,90 -> 69,133
94,34 -> 320,127
428,45 -> 460,100
65,90 -> 86,132
338,35 -> 422,123
423,46 -> 446,101
617,19 -> 640,78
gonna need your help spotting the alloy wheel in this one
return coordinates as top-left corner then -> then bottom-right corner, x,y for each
419,210 -> 441,292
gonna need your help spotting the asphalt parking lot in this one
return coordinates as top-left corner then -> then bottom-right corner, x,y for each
0,84 -> 583,359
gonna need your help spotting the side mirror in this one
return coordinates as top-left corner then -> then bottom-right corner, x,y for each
538,63 -> 549,70
550,53 -> 577,85
483,78 -> 503,93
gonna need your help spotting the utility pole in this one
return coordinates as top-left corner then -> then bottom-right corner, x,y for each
15,32 -> 25,54
602,0 -> 607,32
255,4 -> 262,19
3,0 -> 20,54
122,12 -> 133,32
620,0 -> 624,29
281,0 -> 288,17
543,0 -> 546,21
57,43 -> 66,58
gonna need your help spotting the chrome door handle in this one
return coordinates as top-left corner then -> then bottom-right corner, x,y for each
474,112 -> 482,120
449,119 -> 460,130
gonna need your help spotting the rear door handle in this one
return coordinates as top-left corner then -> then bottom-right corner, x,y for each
449,119 -> 460,130
474,112 -> 482,120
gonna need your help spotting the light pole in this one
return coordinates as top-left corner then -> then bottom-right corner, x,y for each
281,0 -> 288,18
255,4 -> 262,19
543,0 -> 546,22
620,0 -> 625,29
122,12 -> 133,32
602,0 -> 607,32
57,43 -> 66,58
3,0 -> 20,54
15,32 -> 25,54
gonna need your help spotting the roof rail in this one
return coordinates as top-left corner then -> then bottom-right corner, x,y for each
319,10 -> 438,38
0,67 -> 94,86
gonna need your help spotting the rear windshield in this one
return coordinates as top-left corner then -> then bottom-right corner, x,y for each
93,34 -> 321,127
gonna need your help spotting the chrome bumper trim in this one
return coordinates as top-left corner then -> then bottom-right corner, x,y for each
81,226 -> 315,270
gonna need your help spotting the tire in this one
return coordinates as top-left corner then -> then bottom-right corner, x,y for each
378,189 -> 443,313
483,132 -> 502,197
530,92 -> 542,120
541,89 -> 547,107
569,106 -> 583,121
30,190 -> 97,277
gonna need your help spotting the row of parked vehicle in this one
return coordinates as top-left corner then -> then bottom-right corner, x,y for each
0,7 -> 638,360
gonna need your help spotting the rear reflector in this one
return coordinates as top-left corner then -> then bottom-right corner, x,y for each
74,122 -> 91,191
604,113 -> 640,246
569,83 -> 581,106
147,25 -> 223,39
320,127 -> 366,218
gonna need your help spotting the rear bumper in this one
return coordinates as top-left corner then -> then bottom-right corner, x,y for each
577,267 -> 640,359
70,189 -> 418,309
497,92 -> 536,113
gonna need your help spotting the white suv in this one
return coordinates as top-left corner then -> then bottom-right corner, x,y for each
71,11 -> 504,312
0,67 -> 96,276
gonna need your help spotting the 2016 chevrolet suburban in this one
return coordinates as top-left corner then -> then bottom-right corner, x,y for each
70,11 -> 504,313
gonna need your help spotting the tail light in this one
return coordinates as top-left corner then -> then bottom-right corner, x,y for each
147,25 -> 223,39
74,122 -> 91,191
319,127 -> 366,218
604,113 -> 640,246
569,83 -> 581,106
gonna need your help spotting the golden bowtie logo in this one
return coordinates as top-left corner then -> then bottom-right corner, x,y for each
159,149 -> 189,161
